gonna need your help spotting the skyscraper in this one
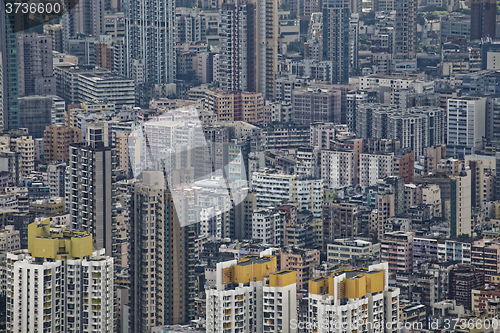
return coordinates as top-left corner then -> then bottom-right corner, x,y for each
250,0 -> 278,100
450,168 -> 472,237
129,171 -> 195,332
69,125 -> 114,256
308,263 -> 400,333
126,0 -> 176,84
43,24 -> 64,53
447,96 -> 487,158
206,252 -> 297,333
394,0 -> 416,60
218,2 -> 255,92
0,48 -> 3,132
470,0 -> 497,40
6,219 -> 114,333
17,33 -> 56,97
218,0 -> 277,99
62,0 -> 105,50
349,16 -> 359,76
0,5 -> 20,130
322,0 -> 350,84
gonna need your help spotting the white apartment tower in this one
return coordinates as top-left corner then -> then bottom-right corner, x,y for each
252,207 -> 284,246
321,150 -> 356,189
206,253 -> 297,333
308,262 -> 400,333
125,0 -> 176,84
251,170 -> 323,217
6,220 -> 114,333
447,96 -> 487,158
359,153 -> 394,188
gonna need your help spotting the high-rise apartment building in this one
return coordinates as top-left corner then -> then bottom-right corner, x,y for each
449,265 -> 485,311
206,253 -> 297,333
381,231 -> 413,274
450,168 -> 472,237
0,51 -> 3,132
0,5 -> 19,131
322,0 -> 350,84
18,96 -> 53,139
327,238 -> 381,265
17,33 -> 55,97
349,17 -> 359,76
218,2 -> 255,92
308,262 -> 400,333
126,0 -> 176,84
447,97 -> 486,158
129,172 -> 195,331
62,0 -> 105,52
0,225 -> 20,254
218,0 -> 277,99
203,90 -> 264,124
251,170 -> 323,217
291,86 -> 342,124
394,0 -> 416,60
346,90 -> 378,132
373,0 -> 394,11
322,202 -> 360,250
69,134 -> 114,256
251,0 -> 278,99
114,129 -> 134,177
279,247 -> 320,290
358,104 -> 446,158
465,155 -> 497,208
252,207 -> 284,246
47,162 -> 67,198
175,8 -> 207,45
6,219 -> 114,332
471,239 -> 500,278
0,131 -> 35,183
321,150 -> 356,189
385,107 -> 446,157
404,183 -> 442,217
44,125 -> 82,162
43,24 -> 64,53
470,0 -> 496,40
375,193 -> 395,240
423,145 -> 446,176
54,64 -> 135,110
359,153 -> 394,188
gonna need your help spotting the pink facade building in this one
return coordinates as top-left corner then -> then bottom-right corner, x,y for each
381,231 -> 414,275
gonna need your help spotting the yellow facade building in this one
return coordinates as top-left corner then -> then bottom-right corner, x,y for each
206,250 -> 297,333
308,262 -> 400,333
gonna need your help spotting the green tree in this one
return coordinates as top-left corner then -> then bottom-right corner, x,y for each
426,12 -> 439,21
456,8 -> 471,15
416,12 -> 426,26
361,12 -> 375,26
359,35 -> 371,51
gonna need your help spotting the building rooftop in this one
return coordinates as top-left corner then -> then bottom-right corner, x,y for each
402,304 -> 426,312
236,255 -> 274,267
330,238 -> 373,247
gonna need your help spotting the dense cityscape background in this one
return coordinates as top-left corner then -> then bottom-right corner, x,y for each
1,0 -> 500,332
